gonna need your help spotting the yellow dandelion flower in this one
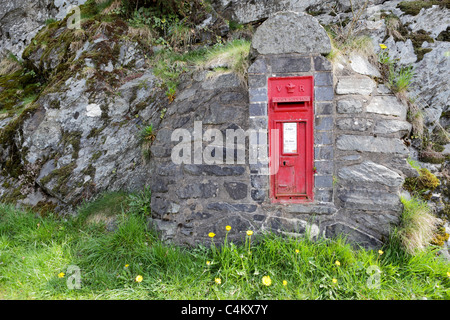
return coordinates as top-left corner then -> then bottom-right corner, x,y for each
208,232 -> 216,238
332,278 -> 338,284
447,272 -> 450,278
295,249 -> 299,254
215,278 -> 221,284
282,280 -> 287,286
262,275 -> 272,286
58,272 -> 65,278
335,260 -> 341,266
135,275 -> 143,283
379,44 -> 387,49
246,230 -> 253,236
206,261 -> 211,266
125,264 -> 129,268
378,250 -> 384,255
226,225 -> 231,231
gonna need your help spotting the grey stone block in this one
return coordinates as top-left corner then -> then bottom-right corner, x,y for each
224,181 -> 248,200
373,119 -> 412,135
314,131 -> 333,145
315,175 -> 333,188
183,164 -> 246,176
336,118 -> 373,132
248,74 -> 267,88
314,160 -> 333,174
315,116 -> 333,131
251,189 -> 266,203
286,204 -> 337,215
336,135 -> 409,155
251,11 -> 332,55
315,86 -> 334,101
251,174 -> 268,188
314,189 -> 333,202
269,55 -> 311,73
315,146 -> 334,160
335,76 -> 376,95
366,96 -> 407,120
249,116 -> 268,130
176,182 -> 218,199
337,160 -> 404,187
248,58 -> 267,74
315,102 -> 333,115
325,223 -> 382,249
313,55 -> 332,71
338,188 -> 402,212
314,72 -> 333,86
207,202 -> 257,213
249,87 -> 267,103
249,103 -> 267,116
337,99 -> 363,114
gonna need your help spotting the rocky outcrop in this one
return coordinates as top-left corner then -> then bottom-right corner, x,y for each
0,0 -> 87,58
0,13 -> 164,212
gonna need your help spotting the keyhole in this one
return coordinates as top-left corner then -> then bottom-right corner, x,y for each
283,161 -> 286,166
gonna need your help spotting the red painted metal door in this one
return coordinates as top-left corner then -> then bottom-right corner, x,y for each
268,76 -> 314,203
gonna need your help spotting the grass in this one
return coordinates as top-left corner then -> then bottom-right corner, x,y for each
151,39 -> 250,98
397,196 -> 441,255
0,192 -> 449,300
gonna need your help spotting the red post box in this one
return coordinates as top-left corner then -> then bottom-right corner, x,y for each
268,76 -> 314,203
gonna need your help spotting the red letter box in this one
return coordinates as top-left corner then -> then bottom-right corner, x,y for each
268,76 -> 314,203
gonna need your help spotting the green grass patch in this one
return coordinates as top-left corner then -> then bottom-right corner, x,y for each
0,193 -> 449,300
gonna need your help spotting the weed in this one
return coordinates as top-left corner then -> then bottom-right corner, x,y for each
138,124 -> 156,161
397,196 -> 440,255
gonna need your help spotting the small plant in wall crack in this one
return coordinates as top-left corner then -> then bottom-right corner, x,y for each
138,124 -> 156,161
377,44 -> 415,93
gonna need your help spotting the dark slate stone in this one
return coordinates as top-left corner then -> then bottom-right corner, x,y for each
314,146 -> 334,160
176,182 -> 218,199
315,102 -> 333,115
151,177 -> 169,193
314,116 -> 333,131
251,175 -> 268,188
224,182 -> 248,200
269,55 -> 311,73
183,164 -> 246,176
150,197 -> 170,217
313,55 -> 332,71
249,103 -> 267,116
251,189 -> 265,203
315,86 -> 334,101
249,87 -> 267,103
248,75 -> 267,88
315,175 -> 333,188
314,131 -> 333,145
249,116 -> 268,130
206,202 -> 257,213
314,72 -> 333,86
267,216 -> 307,234
314,160 -> 333,175
248,58 -> 268,74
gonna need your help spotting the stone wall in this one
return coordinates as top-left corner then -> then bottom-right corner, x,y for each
148,11 -> 413,249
